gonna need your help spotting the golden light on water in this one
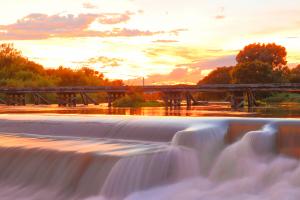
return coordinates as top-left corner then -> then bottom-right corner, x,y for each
0,134 -> 166,156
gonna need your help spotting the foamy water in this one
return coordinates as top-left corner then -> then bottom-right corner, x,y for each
0,114 -> 299,199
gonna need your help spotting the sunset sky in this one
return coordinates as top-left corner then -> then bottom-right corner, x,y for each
0,0 -> 300,85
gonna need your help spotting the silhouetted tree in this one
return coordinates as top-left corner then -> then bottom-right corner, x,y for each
0,43 -> 123,87
197,67 -> 234,100
0,43 -> 22,68
198,66 -> 233,84
231,61 -> 274,83
236,43 -> 287,70
289,64 -> 300,83
233,43 -> 289,84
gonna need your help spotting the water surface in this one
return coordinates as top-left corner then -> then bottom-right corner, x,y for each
0,115 -> 300,199
1,102 -> 300,117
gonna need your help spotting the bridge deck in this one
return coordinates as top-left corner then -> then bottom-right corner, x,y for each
1,83 -> 300,93
0,83 -> 299,108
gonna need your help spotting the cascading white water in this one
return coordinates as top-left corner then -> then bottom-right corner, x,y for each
100,146 -> 200,200
0,114 -> 300,200
124,124 -> 300,200
171,124 -> 227,175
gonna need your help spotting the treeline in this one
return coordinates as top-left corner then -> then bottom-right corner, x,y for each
0,43 -> 123,88
199,43 -> 299,85
198,43 -> 300,102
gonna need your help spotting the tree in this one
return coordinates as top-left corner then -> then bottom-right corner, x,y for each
289,64 -> 300,83
0,43 -> 49,87
0,43 -> 123,87
233,43 -> 289,83
0,43 -> 21,57
236,43 -> 287,70
0,43 -> 22,68
197,67 -> 234,100
231,61 -> 274,84
198,66 -> 233,84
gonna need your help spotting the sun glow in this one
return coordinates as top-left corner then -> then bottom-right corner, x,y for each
0,0 -> 300,84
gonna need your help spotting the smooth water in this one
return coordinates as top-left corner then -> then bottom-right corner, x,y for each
0,115 -> 300,199
2,102 -> 300,118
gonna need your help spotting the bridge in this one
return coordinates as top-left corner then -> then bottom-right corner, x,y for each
0,83 -> 300,108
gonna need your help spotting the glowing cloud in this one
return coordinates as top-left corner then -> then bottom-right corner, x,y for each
0,13 -> 169,40
82,2 -> 98,9
97,11 -> 134,24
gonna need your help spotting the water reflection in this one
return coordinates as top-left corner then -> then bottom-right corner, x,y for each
1,102 -> 300,117
0,133 -> 168,156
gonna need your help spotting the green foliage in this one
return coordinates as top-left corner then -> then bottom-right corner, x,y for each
264,93 -> 300,103
113,93 -> 144,107
197,42 -> 294,100
289,65 -> 300,83
0,43 -> 123,88
139,101 -> 164,107
200,42 -> 291,85
233,43 -> 289,84
199,66 -> 233,84
236,43 -> 287,69
197,67 -> 233,100
113,93 -> 163,107
231,61 -> 274,83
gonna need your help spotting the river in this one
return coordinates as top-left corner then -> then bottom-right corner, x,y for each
1,102 -> 300,117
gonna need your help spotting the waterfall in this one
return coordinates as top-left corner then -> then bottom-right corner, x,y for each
171,124 -> 227,175
0,114 -> 299,200
124,123 -> 300,200
100,146 -> 200,200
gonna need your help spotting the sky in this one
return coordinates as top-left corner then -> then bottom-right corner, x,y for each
0,0 -> 300,85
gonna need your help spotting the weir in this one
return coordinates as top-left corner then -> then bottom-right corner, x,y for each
0,114 -> 300,199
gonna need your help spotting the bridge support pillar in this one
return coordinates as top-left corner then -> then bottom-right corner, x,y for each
80,92 -> 99,106
231,91 -> 244,109
246,89 -> 258,108
57,93 -> 77,107
107,92 -> 125,107
33,93 -> 50,105
5,93 -> 26,106
231,90 -> 258,109
163,92 -> 182,108
186,94 -> 191,108
185,92 -> 198,108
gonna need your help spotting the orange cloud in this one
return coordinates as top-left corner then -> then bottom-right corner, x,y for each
127,55 -> 236,85
82,2 -> 98,9
182,55 -> 236,69
145,45 -> 236,69
77,56 -> 124,67
128,68 -> 204,85
215,15 -> 225,19
152,40 -> 179,43
97,11 -> 134,24
145,46 -> 201,61
168,28 -> 188,36
0,13 -> 170,40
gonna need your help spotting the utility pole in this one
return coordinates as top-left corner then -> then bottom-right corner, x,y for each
142,77 -> 145,87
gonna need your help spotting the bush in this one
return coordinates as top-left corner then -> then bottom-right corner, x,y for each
263,93 -> 300,103
113,93 -> 163,107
